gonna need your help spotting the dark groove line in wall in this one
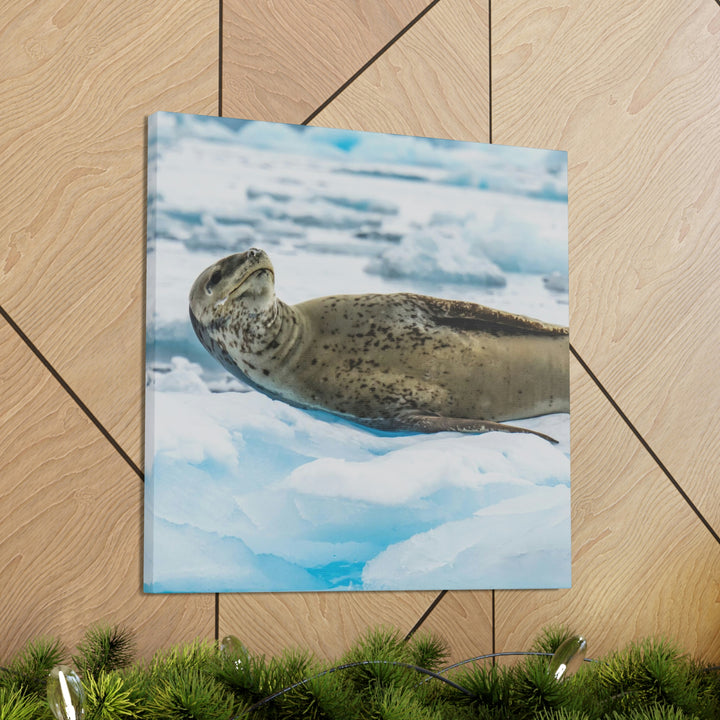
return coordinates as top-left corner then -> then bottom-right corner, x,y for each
570,343 -> 720,546
218,0 -> 223,117
491,590 -> 496,661
488,0 -> 492,143
215,594 -> 220,641
0,304 -> 144,481
301,0 -> 443,126
404,590 -> 448,641
488,1 -> 496,651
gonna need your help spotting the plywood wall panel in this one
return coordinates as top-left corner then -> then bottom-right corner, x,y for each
496,358 -> 720,663
219,592 -> 443,661
0,321 -> 214,662
222,0 -> 431,124
0,0 -> 218,468
1,0 -> 715,669
312,0 -> 489,142
416,591 -> 493,664
492,0 -> 720,530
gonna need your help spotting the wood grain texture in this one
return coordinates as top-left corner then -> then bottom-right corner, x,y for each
222,0 -> 431,124
496,357 -> 720,663
0,321 -> 214,661
1,0 -> 716,670
0,0 -> 218,469
416,591 -> 493,664
493,0 -> 720,530
312,0 -> 489,142
219,592 -> 442,661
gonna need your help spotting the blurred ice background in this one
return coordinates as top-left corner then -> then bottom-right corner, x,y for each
144,112 -> 570,593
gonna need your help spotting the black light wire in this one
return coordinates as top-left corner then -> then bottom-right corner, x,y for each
242,651 -> 718,714
243,658 -> 476,714
242,652 -> 594,714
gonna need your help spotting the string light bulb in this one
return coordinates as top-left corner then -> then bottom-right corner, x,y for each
548,635 -> 587,681
47,665 -> 84,720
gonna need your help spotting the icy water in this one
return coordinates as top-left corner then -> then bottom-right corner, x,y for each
145,112 -> 570,592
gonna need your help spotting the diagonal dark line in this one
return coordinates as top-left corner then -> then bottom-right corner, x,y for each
570,343 -> 720,545
0,304 -> 144,481
301,0 -> 444,126
404,590 -> 448,641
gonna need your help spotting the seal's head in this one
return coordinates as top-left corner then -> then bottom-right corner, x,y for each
188,248 -> 277,370
189,248 -> 275,327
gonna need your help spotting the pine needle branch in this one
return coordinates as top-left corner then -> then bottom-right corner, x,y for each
73,624 -> 135,678
3,637 -> 65,699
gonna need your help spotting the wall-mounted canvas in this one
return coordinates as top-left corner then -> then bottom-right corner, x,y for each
144,112 -> 570,593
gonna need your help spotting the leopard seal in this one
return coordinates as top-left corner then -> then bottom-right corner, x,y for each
189,248 -> 569,443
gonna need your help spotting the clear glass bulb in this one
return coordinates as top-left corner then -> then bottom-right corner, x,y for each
548,635 -> 587,681
220,634 -> 252,675
47,665 -> 85,720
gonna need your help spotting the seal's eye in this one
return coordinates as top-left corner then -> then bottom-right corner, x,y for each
205,269 -> 222,295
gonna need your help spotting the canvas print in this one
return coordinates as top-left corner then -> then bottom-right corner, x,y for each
144,112 -> 570,593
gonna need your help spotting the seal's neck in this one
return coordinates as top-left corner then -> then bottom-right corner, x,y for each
237,298 -> 304,363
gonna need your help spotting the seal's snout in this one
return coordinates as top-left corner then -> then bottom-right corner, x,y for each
226,247 -> 268,274
243,247 -> 271,270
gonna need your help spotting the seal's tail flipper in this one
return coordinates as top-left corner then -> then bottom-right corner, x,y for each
401,414 -> 559,444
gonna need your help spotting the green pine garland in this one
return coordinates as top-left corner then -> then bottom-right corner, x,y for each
1,623 -> 718,719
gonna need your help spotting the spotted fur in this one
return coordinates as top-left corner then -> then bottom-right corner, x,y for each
189,249 -> 569,442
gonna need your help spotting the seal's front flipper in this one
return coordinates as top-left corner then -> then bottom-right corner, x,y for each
402,414 -> 559,444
